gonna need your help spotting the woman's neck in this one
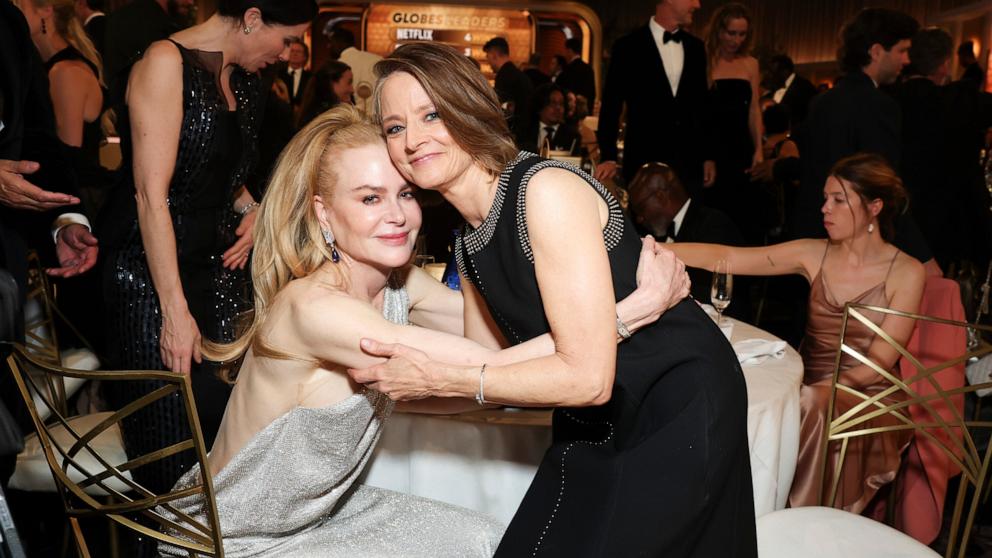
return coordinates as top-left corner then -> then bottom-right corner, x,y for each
34,32 -> 69,62
436,162 -> 502,229
835,227 -> 888,267
172,15 -> 241,70
323,259 -> 392,306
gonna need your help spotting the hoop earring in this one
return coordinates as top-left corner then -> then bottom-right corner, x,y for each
322,229 -> 341,263
868,223 -> 875,234
41,19 -> 47,34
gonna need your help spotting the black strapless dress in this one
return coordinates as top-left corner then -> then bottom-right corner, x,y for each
457,152 -> 757,557
100,40 -> 259,494
706,78 -> 763,245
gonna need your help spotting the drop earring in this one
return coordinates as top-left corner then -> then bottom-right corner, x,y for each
243,25 -> 252,34
322,229 -> 341,263
41,19 -> 47,34
868,223 -> 875,234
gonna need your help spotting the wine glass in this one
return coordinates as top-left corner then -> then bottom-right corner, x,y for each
711,259 -> 733,326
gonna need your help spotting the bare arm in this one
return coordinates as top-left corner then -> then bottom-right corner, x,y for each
840,255 -> 925,388
49,62 -> 94,147
128,41 -> 201,374
352,168 -> 623,408
668,238 -> 824,281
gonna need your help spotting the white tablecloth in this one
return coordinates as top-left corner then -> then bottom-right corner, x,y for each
364,318 -> 803,524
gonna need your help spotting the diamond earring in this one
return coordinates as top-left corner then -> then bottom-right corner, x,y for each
243,25 -> 252,34
322,230 -> 341,263
868,223 -> 874,234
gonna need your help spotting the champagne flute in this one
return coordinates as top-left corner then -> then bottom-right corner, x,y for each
711,259 -> 733,326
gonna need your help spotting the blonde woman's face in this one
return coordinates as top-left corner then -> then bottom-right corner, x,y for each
317,142 -> 422,270
378,72 -> 475,191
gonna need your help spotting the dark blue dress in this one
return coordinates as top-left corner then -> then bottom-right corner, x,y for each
456,152 -> 757,557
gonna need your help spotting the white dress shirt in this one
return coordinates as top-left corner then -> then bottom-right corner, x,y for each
537,122 -> 559,150
772,73 -> 795,104
289,67 -> 302,97
666,198 -> 691,243
648,17 -> 684,96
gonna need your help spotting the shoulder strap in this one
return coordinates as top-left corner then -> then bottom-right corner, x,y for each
884,249 -> 900,282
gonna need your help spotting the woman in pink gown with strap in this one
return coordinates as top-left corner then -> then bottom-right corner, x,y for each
670,152 -> 926,513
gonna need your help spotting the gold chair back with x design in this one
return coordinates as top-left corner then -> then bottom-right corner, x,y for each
6,345 -> 224,557
819,303 -> 992,558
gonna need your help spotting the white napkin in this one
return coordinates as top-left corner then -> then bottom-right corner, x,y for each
733,338 -> 787,365
966,353 -> 992,397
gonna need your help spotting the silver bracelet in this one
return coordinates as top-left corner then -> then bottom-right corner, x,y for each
616,314 -> 632,340
238,201 -> 259,216
475,363 -> 487,406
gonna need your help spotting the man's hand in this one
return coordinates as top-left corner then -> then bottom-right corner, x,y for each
593,160 -> 618,182
48,224 -> 98,278
0,159 -> 80,211
702,160 -> 717,188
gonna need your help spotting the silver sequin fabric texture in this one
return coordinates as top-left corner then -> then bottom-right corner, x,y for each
158,285 -> 504,557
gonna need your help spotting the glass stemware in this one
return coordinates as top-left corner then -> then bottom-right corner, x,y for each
711,259 -> 733,326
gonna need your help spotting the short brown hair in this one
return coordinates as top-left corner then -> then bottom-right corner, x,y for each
371,42 -> 518,178
829,153 -> 908,241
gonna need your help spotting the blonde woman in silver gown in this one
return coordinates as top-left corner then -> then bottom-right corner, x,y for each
159,105 -> 687,557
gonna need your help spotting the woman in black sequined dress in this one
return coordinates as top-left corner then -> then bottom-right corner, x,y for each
99,0 -> 315,497
356,44 -> 757,557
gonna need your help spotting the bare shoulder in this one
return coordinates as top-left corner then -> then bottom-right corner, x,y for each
892,251 -> 926,289
130,40 -> 182,86
48,59 -> 93,83
527,166 -> 598,202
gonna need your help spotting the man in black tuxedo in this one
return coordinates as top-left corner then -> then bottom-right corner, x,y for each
595,0 -> 715,197
556,37 -> 596,110
279,38 -> 311,108
890,28 -> 992,269
484,37 -> 533,139
628,162 -> 750,320
765,54 -> 817,132
74,0 -> 106,58
957,41 -> 986,91
518,83 -> 581,155
793,9 -> 920,244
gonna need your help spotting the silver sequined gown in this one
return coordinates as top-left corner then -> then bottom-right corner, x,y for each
159,285 -> 504,557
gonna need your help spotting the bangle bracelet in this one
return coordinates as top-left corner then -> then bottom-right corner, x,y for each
475,363 -> 487,406
616,314 -> 632,340
238,201 -> 259,216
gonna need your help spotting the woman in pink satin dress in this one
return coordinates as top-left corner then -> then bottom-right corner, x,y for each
670,152 -> 926,513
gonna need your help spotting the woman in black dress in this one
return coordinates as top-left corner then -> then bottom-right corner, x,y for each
354,43 -> 757,557
704,3 -> 764,245
100,0 -> 314,497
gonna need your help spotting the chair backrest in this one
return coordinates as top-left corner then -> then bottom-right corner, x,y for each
5,345 -> 224,558
820,303 -> 992,558
23,252 -> 60,368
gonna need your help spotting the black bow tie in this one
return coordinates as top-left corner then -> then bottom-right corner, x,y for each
663,30 -> 682,44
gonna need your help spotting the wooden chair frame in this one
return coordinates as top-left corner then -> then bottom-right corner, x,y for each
6,345 -> 224,557
819,303 -> 992,558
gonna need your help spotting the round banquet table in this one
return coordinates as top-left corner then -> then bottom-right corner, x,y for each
362,317 -> 804,524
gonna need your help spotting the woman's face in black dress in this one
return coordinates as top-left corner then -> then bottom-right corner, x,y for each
377,72 -> 475,192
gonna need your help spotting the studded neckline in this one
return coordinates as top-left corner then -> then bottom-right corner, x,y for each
461,150 -> 533,254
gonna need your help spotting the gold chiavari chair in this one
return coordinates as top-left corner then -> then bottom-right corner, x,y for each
6,345 -> 223,557
758,302 -> 992,558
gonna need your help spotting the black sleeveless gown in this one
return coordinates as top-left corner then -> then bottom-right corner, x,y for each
100,40 -> 259,494
705,78 -> 763,245
456,153 -> 757,557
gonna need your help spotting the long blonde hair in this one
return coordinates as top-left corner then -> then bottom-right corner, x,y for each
20,0 -> 105,85
202,105 -> 383,379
